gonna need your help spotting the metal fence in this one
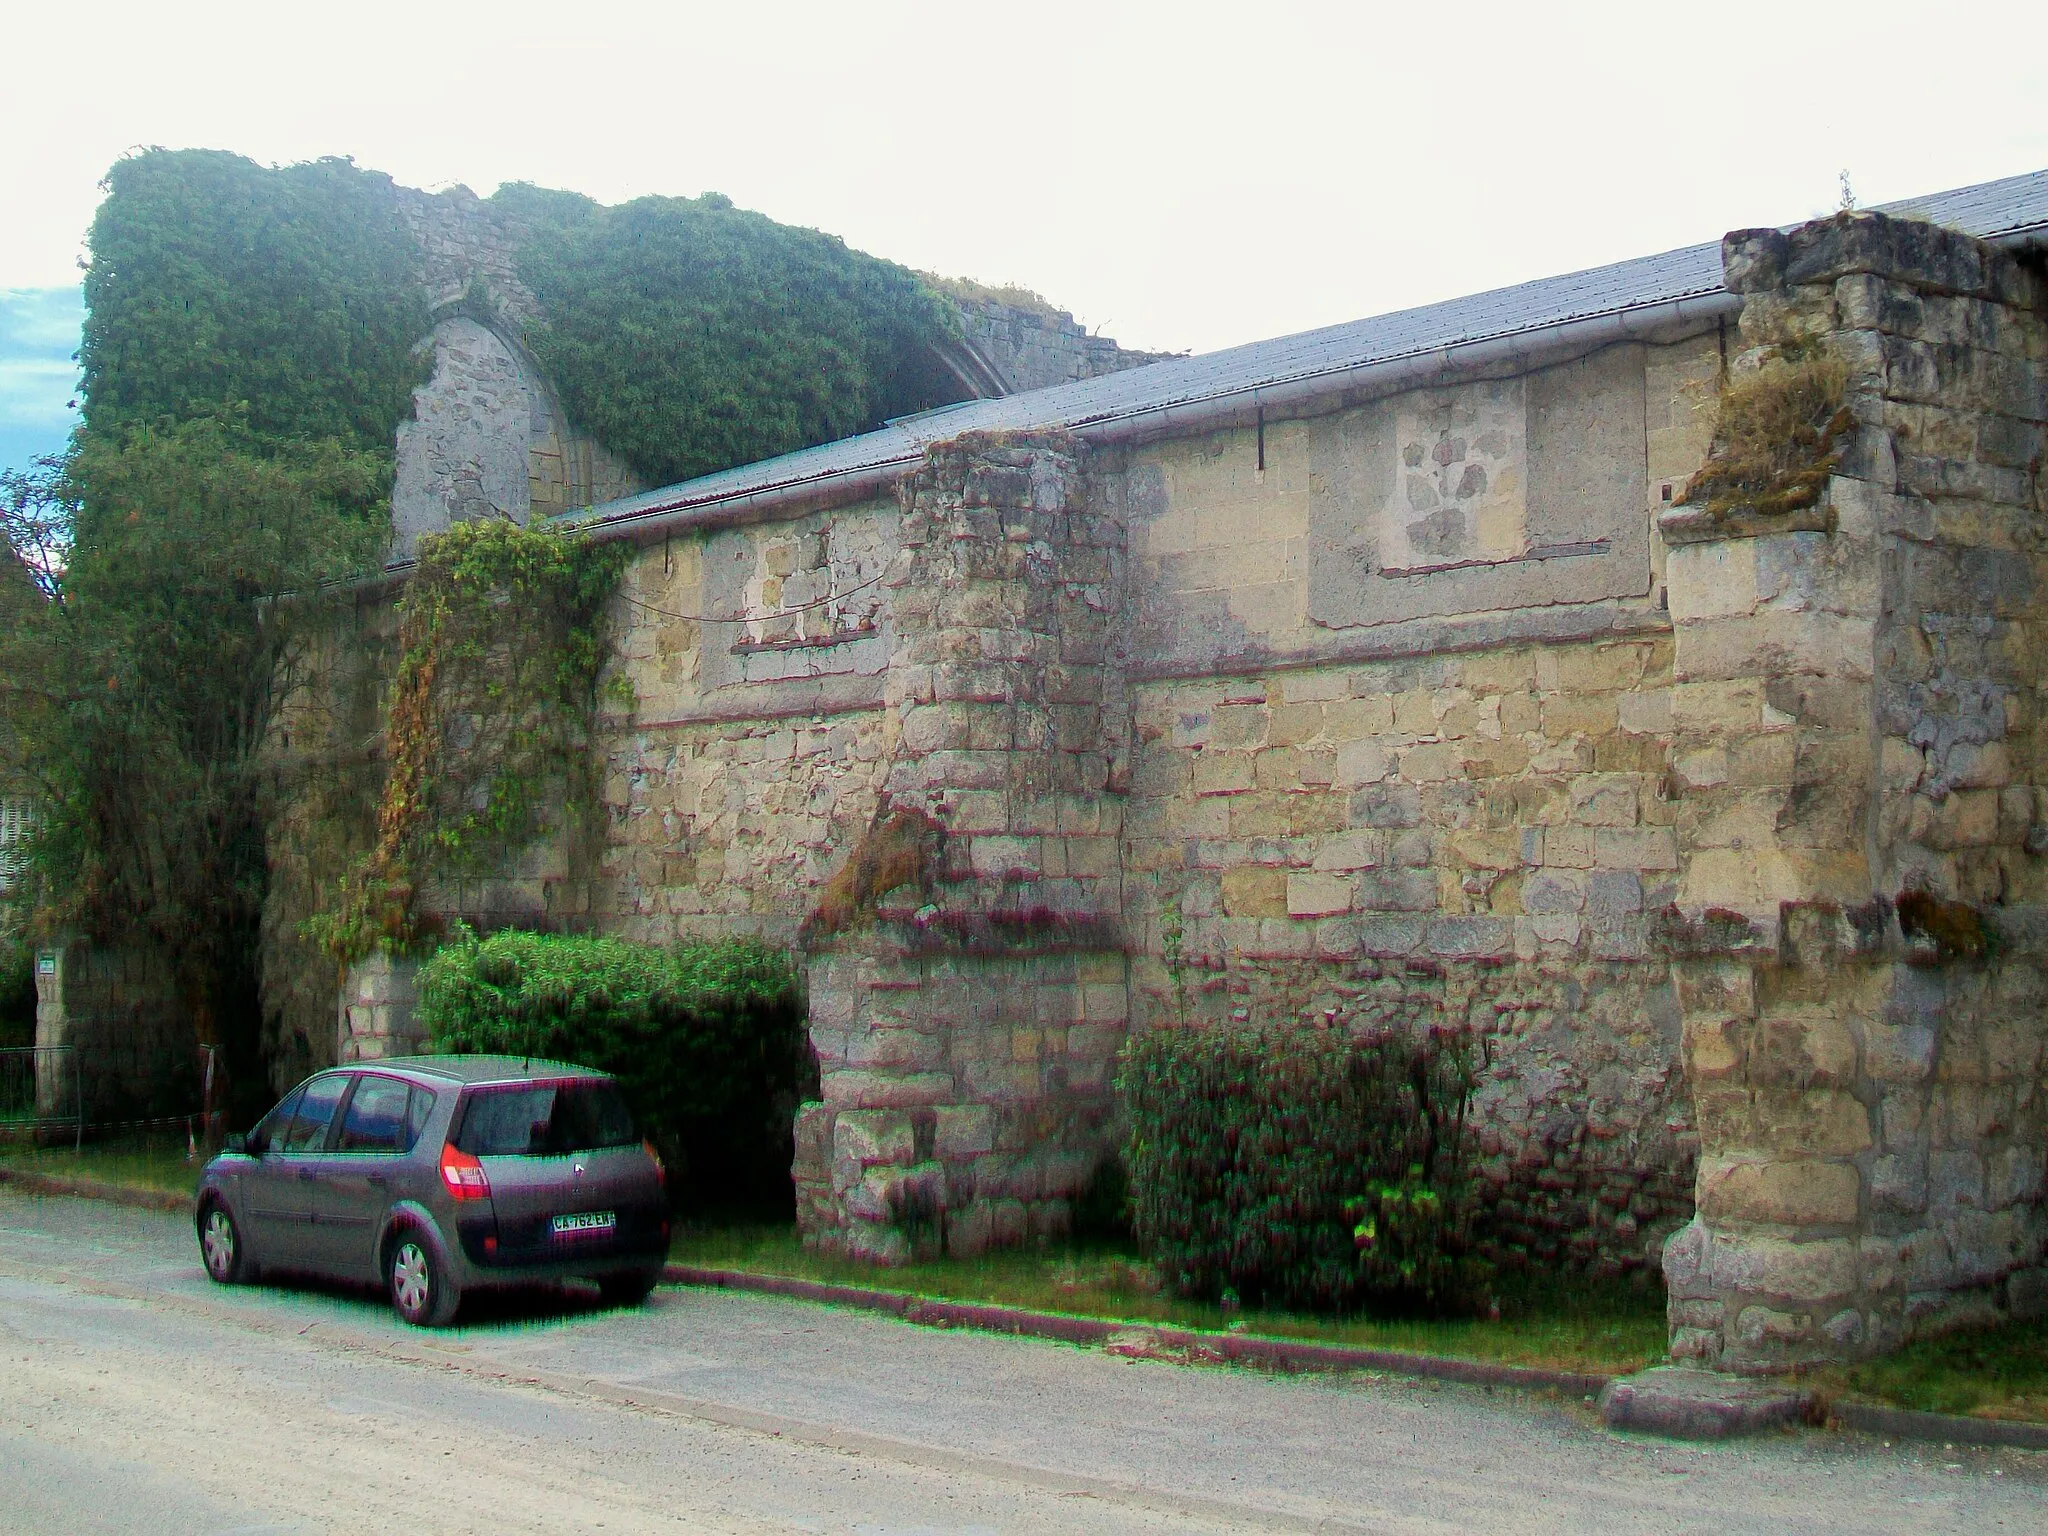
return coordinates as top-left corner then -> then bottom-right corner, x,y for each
0,1041 -> 221,1148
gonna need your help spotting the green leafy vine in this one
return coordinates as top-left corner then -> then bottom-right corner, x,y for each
306,518 -> 625,966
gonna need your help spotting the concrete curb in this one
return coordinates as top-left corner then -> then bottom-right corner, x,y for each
0,1166 -> 192,1214
663,1263 -> 1611,1398
1828,1399 -> 2048,1451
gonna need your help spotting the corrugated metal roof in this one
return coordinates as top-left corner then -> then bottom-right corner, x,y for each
574,167 -> 2048,533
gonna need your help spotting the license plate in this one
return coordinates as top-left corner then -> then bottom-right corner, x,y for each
551,1211 -> 616,1236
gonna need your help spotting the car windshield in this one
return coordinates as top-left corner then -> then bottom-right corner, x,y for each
454,1081 -> 637,1156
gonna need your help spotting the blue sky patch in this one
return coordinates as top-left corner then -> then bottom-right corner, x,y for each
0,286 -> 83,477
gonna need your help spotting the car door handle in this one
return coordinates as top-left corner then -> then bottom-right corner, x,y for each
298,1167 -> 317,1181
365,1174 -> 389,1189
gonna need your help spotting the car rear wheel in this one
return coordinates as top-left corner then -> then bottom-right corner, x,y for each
199,1203 -> 249,1285
388,1231 -> 460,1327
598,1266 -> 662,1309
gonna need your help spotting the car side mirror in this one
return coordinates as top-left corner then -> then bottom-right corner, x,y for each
224,1132 -> 248,1155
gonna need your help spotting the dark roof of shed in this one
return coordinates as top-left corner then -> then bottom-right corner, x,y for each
572,167 -> 2048,533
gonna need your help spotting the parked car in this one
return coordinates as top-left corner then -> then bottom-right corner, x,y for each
194,1055 -> 669,1326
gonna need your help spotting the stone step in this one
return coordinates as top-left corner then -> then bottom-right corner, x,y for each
1599,1366 -> 1814,1439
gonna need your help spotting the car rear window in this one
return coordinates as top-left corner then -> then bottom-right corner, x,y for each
454,1081 -> 637,1156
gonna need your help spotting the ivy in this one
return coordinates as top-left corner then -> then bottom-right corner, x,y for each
307,518 -> 626,965
80,149 -> 428,454
498,183 -> 967,487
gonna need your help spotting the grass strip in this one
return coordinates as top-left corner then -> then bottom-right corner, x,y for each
671,1223 -> 1669,1377
1814,1317 -> 2048,1425
0,1133 -> 200,1195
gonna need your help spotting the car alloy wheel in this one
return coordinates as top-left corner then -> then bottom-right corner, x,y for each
388,1231 -> 458,1327
392,1240 -> 432,1319
200,1205 -> 244,1284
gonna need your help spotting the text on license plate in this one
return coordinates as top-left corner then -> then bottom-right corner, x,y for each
551,1210 -> 616,1235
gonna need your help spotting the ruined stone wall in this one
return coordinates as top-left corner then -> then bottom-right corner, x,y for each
949,294 -> 1175,394
1658,212 -> 2048,1371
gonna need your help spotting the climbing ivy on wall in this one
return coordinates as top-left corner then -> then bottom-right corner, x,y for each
495,183 -> 967,487
80,149 -> 429,454
307,517 -> 626,966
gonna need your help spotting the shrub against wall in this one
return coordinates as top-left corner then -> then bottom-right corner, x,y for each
415,931 -> 812,1217
1121,1020 -> 1486,1315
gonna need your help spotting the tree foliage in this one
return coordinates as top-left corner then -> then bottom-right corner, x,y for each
0,147 -> 426,1106
499,183 -> 966,486
79,149 -> 427,452
0,425 -> 386,1103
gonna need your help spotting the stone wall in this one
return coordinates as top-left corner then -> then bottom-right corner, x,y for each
272,201 -> 2048,1371
1658,211 -> 2048,1370
1121,640 -> 1698,1275
391,313 -> 641,556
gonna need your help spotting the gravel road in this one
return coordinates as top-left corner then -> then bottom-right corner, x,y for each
0,1188 -> 2040,1534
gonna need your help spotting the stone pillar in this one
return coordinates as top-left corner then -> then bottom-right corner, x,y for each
795,431 -> 1133,1262
338,952 -> 425,1062
1659,211 -> 2048,1370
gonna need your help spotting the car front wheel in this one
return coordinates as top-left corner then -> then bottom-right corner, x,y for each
387,1231 -> 460,1327
199,1203 -> 249,1285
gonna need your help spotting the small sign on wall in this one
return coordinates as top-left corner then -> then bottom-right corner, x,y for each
35,952 -> 56,977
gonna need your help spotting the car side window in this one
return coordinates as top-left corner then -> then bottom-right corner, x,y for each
336,1075 -> 412,1153
405,1085 -> 438,1151
281,1074 -> 350,1153
251,1085 -> 304,1155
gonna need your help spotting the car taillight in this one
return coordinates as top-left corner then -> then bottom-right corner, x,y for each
439,1142 -> 490,1201
643,1139 -> 665,1191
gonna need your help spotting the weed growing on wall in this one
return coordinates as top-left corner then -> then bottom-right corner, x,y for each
416,929 -> 811,1216
1680,345 -> 1851,521
307,519 -> 625,964
1121,1019 -> 1488,1315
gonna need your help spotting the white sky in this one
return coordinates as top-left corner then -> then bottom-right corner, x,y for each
2,0 -> 2044,359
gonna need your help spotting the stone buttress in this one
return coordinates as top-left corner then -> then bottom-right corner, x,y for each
793,432 -> 1133,1260
1659,211 -> 2048,1370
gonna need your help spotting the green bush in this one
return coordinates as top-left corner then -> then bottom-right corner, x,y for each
1121,1020 -> 1487,1315
415,931 -> 812,1218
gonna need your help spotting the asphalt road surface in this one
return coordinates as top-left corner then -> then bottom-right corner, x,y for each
0,1189 -> 2040,1534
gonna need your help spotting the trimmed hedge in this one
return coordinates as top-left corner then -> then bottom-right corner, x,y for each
415,931 -> 812,1217
1121,1020 -> 1486,1315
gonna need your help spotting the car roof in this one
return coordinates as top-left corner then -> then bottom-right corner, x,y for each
322,1055 -> 614,1088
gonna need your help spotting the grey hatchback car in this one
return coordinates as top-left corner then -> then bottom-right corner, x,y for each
194,1056 -> 670,1325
